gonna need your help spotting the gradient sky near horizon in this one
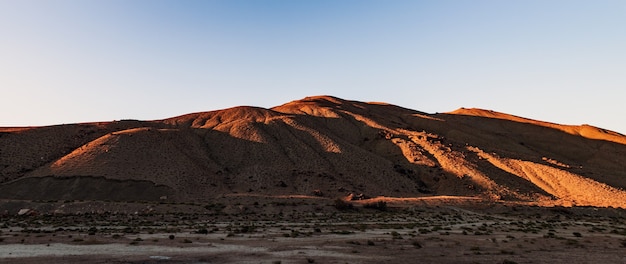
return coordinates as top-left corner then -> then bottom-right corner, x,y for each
1,0 -> 625,134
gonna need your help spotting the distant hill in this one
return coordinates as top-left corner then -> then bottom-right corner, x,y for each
1,95 -> 625,208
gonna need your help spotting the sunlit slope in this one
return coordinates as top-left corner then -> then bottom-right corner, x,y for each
0,121 -> 162,183
449,108 -> 626,145
161,103 -> 436,197
30,128 -> 219,193
1,96 -> 625,207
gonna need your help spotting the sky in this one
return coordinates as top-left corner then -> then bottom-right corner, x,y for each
1,0 -> 625,134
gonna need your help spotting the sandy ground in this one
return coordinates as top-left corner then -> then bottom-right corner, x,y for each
2,201 -> 626,264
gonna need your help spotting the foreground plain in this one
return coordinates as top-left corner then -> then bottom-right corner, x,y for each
1,198 -> 625,263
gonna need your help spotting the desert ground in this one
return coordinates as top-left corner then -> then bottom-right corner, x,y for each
1,197 -> 625,264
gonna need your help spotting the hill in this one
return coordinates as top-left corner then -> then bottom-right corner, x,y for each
1,96 -> 625,208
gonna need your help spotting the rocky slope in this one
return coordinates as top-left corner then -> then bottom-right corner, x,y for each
1,96 -> 625,207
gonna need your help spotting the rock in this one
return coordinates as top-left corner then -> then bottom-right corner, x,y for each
17,208 -> 32,216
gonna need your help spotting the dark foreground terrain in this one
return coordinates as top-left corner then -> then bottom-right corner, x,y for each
1,197 -> 625,264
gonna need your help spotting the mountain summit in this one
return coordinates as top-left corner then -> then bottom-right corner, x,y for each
1,96 -> 625,208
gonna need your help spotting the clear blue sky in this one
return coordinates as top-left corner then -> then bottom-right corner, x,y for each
1,0 -> 625,134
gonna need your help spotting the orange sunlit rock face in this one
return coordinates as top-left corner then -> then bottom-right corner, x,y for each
1,95 -> 625,208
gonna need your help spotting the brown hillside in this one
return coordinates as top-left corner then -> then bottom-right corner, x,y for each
1,96 -> 625,208
449,107 -> 626,145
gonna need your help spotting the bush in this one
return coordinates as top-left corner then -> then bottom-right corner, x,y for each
391,231 -> 402,239
364,201 -> 387,211
412,241 -> 422,249
239,225 -> 255,233
544,232 -> 556,238
333,199 -> 353,211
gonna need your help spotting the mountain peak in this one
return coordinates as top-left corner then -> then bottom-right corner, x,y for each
271,95 -> 351,117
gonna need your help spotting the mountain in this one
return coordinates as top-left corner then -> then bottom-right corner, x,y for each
1,95 -> 625,208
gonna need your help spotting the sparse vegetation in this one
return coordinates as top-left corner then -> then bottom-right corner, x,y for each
333,199 -> 353,211
1,191 -> 625,263
363,201 -> 387,211
412,240 -> 422,249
